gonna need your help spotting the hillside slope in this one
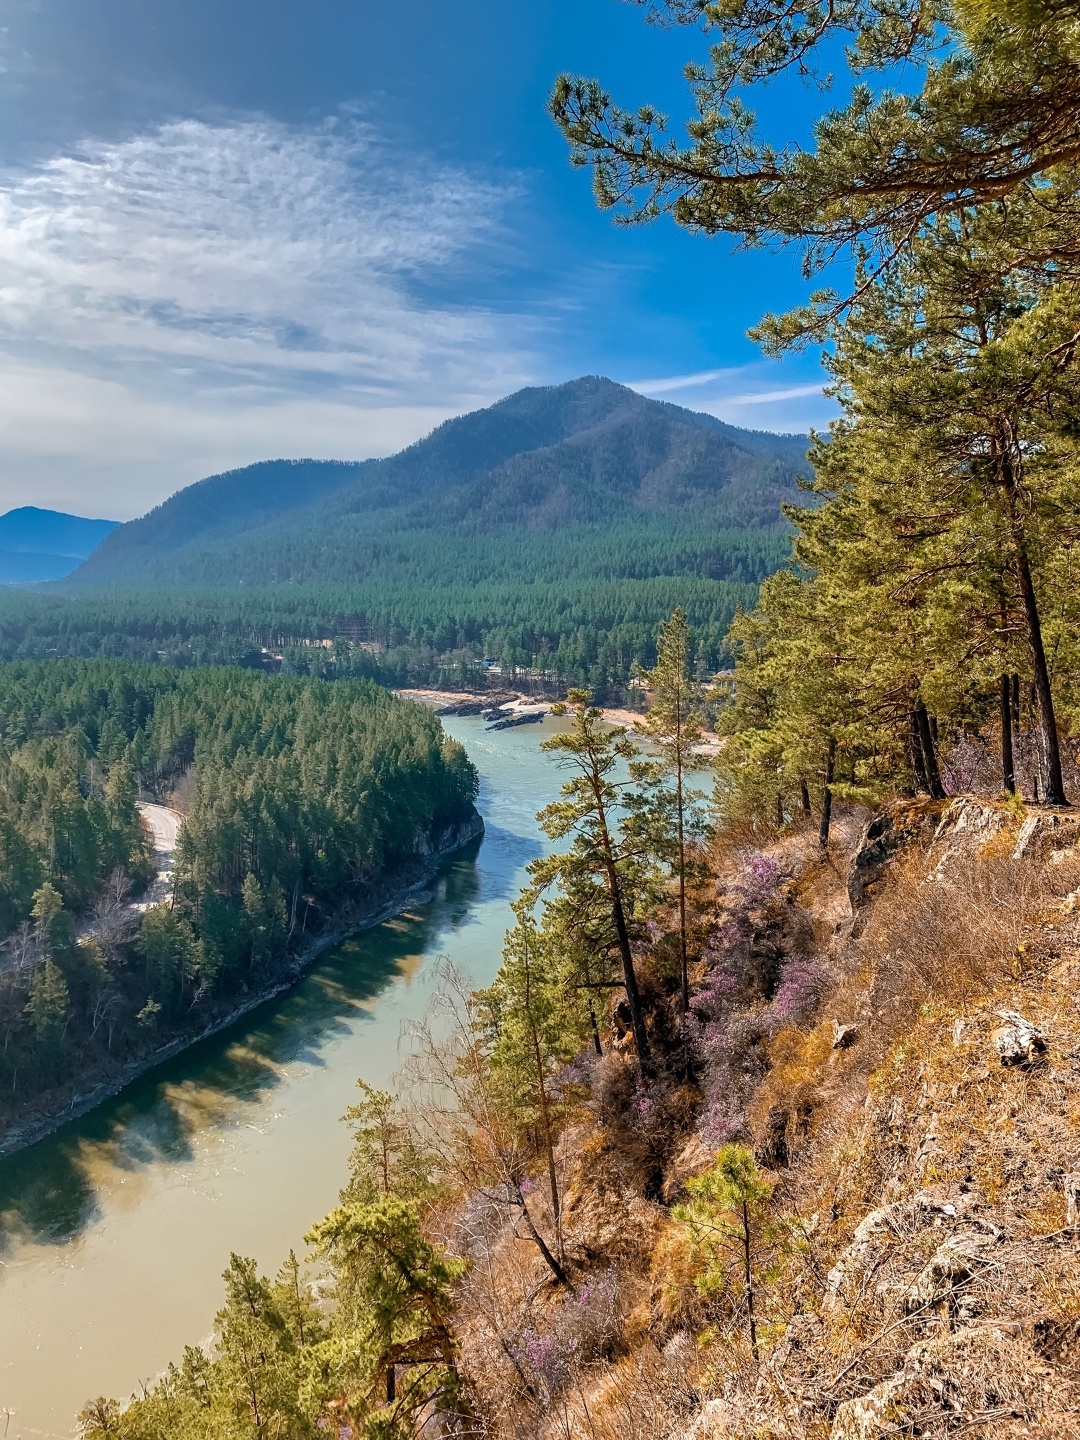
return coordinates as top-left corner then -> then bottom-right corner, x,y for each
69,378 -> 809,589
70,458 -> 370,583
451,799 -> 1080,1439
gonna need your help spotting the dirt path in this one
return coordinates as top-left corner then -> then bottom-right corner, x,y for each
135,801 -> 182,910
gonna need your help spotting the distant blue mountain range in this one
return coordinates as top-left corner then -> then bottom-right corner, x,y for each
0,506 -> 119,584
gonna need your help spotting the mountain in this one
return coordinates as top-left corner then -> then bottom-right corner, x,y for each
0,507 -> 119,584
69,378 -> 809,589
39,378 -> 812,686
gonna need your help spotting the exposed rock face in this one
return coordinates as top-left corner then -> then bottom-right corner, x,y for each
415,808 -> 485,858
903,1232 -> 996,1317
824,1187 -> 999,1310
848,798 -> 943,915
1066,1174 -> 1080,1227
927,796 -> 1005,879
1012,811 -> 1080,860
991,1010 -> 1048,1068
831,1325 -> 1080,1439
832,1019 -> 858,1049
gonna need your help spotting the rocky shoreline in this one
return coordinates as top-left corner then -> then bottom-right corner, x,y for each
0,808 -> 484,1161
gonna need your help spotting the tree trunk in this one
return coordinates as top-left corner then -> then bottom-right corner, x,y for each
999,447 -> 1067,805
676,751 -> 689,1017
775,792 -> 784,830
915,703 -> 946,799
819,738 -> 836,849
605,859 -> 653,1078
1016,546 -> 1066,803
910,709 -> 931,794
1000,673 -> 1015,794
587,999 -> 603,1056
1011,673 -> 1021,732
522,929 -> 563,1263
588,760 -> 653,1078
800,779 -> 812,817
742,1199 -> 759,1362
511,1181 -> 571,1287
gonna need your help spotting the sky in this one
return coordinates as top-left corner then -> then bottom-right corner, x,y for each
0,0 -> 840,519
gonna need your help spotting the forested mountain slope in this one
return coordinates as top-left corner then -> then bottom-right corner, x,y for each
71,458 -> 371,582
70,378 -> 808,589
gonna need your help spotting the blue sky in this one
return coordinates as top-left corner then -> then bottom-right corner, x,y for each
0,0 -> 839,517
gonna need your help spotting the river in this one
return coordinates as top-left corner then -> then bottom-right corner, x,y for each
0,715 -> 567,1437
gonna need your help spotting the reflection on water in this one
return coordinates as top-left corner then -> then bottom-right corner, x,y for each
0,715 -> 559,1438
0,841 -> 485,1258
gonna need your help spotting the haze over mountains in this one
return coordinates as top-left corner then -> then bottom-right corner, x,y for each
69,378 -> 809,591
0,507 -> 118,585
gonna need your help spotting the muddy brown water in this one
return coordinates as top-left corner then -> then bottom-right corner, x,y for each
0,716 -> 573,1437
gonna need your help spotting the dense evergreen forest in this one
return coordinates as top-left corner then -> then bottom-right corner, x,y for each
74,2 -> 1080,1436
0,541 -> 774,692
0,659 -> 477,1131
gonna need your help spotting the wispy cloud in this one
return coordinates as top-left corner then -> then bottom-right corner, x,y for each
626,367 -> 739,395
624,363 -> 833,434
722,383 -> 826,407
0,116 -> 532,513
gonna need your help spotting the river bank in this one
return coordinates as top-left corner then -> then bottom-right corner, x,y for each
0,809 -> 483,1162
398,686 -> 647,728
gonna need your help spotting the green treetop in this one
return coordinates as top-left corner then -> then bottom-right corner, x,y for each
552,1 -> 1080,320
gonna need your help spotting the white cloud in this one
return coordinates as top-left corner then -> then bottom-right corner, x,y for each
0,116 -> 533,515
627,367 -> 738,395
625,364 -> 834,434
721,383 -> 826,407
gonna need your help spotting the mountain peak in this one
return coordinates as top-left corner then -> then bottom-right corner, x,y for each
68,377 -> 809,588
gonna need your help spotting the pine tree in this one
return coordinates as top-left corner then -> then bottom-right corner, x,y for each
529,691 -> 658,1081
634,608 -> 707,1014
476,904 -> 586,1266
340,1080 -> 434,1205
306,1197 -> 470,1432
673,1144 -> 788,1362
551,1 -> 1080,308
25,959 -> 69,1049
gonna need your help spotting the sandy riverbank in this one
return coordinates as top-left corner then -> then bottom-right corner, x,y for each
396,687 -> 549,715
399,689 -> 721,756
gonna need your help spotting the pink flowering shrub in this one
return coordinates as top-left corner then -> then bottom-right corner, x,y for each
941,735 -> 998,796
769,954 -> 832,1027
512,1268 -> 622,1398
740,850 -> 782,905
